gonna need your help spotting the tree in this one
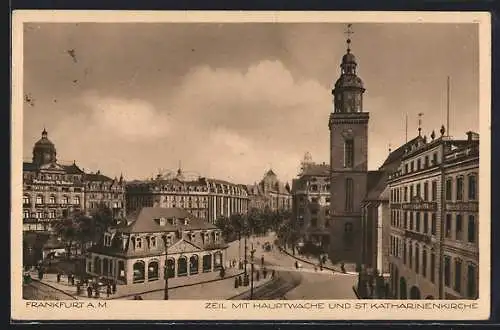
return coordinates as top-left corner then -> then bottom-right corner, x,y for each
53,210 -> 93,259
89,204 -> 115,244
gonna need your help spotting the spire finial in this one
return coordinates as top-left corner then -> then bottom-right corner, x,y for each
345,24 -> 354,52
388,143 -> 392,153
418,112 -> 424,136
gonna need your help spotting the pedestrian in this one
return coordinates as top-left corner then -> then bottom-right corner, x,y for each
56,273 -> 61,283
87,286 -> 92,298
112,281 -> 117,294
295,261 -> 298,269
263,268 -> 267,279
319,263 -> 323,271
271,270 -> 276,279
261,255 -> 264,267
38,270 -> 44,280
106,284 -> 111,298
340,262 -> 346,274
95,287 -> 100,298
70,275 -> 75,286
76,283 -> 81,295
256,270 -> 260,281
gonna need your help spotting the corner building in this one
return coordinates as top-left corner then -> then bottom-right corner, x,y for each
387,129 -> 479,299
328,38 -> 369,264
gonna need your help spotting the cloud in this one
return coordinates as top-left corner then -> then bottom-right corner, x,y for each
82,92 -> 171,141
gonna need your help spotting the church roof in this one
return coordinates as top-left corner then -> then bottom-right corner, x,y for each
365,171 -> 389,201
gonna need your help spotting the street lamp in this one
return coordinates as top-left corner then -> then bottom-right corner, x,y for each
250,243 -> 256,300
161,235 -> 170,300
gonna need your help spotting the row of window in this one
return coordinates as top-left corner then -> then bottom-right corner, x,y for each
25,173 -> 82,182
23,209 -> 58,219
390,174 -> 478,204
443,255 -> 478,298
391,210 -> 437,236
444,213 -> 477,243
309,184 -> 330,192
404,152 -> 439,174
25,186 -> 83,193
125,231 -> 221,250
445,175 -> 477,201
391,181 -> 438,203
391,236 -> 436,283
24,195 -> 80,205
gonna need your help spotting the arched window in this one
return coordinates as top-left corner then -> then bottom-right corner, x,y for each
202,254 -> 212,273
61,196 -> 69,204
148,260 -> 159,281
49,195 -> 56,204
190,255 -> 199,275
23,195 -> 30,205
177,257 -> 188,276
23,210 -> 30,219
36,195 -> 43,204
73,196 -> 80,205
344,139 -> 354,168
132,261 -> 145,283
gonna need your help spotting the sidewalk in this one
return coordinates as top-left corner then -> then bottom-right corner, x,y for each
29,264 -> 274,300
278,246 -> 358,275
29,267 -> 242,300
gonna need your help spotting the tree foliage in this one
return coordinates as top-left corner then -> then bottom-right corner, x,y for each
52,205 -> 116,258
215,207 -> 291,242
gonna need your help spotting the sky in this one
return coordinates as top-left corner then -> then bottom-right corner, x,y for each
22,22 -> 479,185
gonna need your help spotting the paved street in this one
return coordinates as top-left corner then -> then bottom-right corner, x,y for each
23,281 -> 77,300
231,233 -> 358,300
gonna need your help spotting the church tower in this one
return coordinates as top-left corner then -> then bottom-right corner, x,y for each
328,25 -> 369,264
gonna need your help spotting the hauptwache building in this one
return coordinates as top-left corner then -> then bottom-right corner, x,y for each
125,168 -> 249,224
86,207 -> 227,285
387,127 -> 479,300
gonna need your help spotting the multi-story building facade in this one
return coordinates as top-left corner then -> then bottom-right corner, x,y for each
246,169 -> 292,212
328,32 -> 369,264
360,136 -> 425,277
86,207 -> 228,285
292,153 -> 331,249
84,171 -> 126,219
125,168 -> 249,224
387,129 -> 479,300
22,129 -> 126,232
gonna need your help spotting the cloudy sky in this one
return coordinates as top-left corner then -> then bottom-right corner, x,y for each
22,22 -> 479,184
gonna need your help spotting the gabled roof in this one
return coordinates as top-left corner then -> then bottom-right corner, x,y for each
85,173 -> 113,182
380,135 -> 424,169
300,163 -> 330,177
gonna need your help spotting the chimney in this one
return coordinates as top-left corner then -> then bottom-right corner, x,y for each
466,131 -> 479,141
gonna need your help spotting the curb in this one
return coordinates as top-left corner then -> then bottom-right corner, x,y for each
110,271 -> 245,300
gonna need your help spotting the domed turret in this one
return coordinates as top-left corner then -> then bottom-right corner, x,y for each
332,25 -> 366,113
32,128 -> 57,166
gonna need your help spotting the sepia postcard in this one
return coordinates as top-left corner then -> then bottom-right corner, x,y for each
11,10 -> 491,321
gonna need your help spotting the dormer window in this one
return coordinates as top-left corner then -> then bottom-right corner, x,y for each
184,218 -> 189,226
136,237 -> 142,249
168,218 -> 174,225
159,217 -> 166,226
151,236 -> 156,248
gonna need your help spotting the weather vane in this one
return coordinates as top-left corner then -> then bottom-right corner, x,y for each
345,24 -> 354,51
